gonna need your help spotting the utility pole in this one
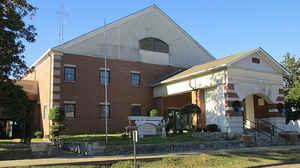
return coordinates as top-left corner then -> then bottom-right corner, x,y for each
104,19 -> 108,145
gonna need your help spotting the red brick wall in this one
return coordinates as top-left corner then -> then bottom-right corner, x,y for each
59,53 -> 181,134
161,93 -> 192,118
253,95 -> 281,118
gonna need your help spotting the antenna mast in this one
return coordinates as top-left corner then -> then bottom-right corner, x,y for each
57,0 -> 65,44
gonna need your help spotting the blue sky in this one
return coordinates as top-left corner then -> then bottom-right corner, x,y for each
24,0 -> 300,66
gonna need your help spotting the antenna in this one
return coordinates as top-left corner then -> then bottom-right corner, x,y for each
57,0 -> 66,44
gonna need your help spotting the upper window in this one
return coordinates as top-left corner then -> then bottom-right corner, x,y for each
139,38 -> 169,53
64,103 -> 76,118
64,67 -> 76,81
252,57 -> 260,64
131,72 -> 141,87
100,70 -> 110,85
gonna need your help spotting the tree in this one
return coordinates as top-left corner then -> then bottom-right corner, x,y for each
49,106 -> 65,140
0,0 -> 37,81
0,0 -> 37,143
281,52 -> 300,89
0,80 -> 32,143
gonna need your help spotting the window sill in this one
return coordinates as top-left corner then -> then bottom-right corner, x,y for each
64,80 -> 76,83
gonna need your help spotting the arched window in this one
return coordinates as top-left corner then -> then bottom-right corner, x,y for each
139,38 -> 169,53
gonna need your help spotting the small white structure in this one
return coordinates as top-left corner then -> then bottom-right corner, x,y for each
152,48 -> 300,134
128,116 -> 163,138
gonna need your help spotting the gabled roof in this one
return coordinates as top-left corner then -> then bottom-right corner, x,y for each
53,5 -> 214,59
153,47 -> 289,86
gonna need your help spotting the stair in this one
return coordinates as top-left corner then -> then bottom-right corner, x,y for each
243,119 -> 286,146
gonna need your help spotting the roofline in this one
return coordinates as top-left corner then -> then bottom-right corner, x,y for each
53,5 -> 215,60
53,5 -> 158,50
257,47 -> 290,75
153,65 -> 227,87
30,48 -> 52,68
152,5 -> 215,60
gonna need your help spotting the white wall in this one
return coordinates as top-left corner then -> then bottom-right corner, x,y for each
204,84 -> 227,132
228,67 -> 283,103
232,53 -> 277,73
153,70 -> 226,97
140,50 -> 169,65
54,6 -> 214,68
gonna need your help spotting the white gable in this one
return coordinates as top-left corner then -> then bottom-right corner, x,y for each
53,5 -> 215,68
232,53 -> 277,73
230,48 -> 288,75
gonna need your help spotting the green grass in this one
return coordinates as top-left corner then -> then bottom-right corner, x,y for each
18,149 -> 300,168
0,138 -> 46,151
0,139 -> 28,151
60,133 -> 217,145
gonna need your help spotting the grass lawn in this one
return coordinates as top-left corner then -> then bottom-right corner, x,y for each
0,138 -> 46,151
20,149 -> 300,168
60,133 -> 218,145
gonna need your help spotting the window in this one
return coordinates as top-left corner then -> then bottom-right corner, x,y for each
43,105 -> 47,120
64,67 -> 76,81
64,103 -> 76,118
139,38 -> 169,53
252,57 -> 260,64
100,70 -> 110,85
131,105 -> 141,116
131,72 -> 140,86
99,104 -> 110,119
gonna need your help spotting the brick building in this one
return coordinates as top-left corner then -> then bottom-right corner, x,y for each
22,5 -> 300,137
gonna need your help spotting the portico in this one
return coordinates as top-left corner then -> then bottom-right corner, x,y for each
152,48 -> 299,133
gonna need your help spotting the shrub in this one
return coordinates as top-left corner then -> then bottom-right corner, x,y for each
34,131 -> 42,138
204,124 -> 220,132
49,106 -> 65,140
149,109 -> 160,116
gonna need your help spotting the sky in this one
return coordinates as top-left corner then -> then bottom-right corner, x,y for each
24,0 -> 300,66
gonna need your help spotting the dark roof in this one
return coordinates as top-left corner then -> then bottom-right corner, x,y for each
149,69 -> 185,87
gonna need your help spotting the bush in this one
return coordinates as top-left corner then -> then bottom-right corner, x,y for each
49,106 -> 65,140
149,109 -> 160,116
34,131 -> 42,138
204,124 -> 220,132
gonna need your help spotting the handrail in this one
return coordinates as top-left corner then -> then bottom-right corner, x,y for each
243,119 -> 272,138
258,119 -> 285,132
255,119 -> 285,136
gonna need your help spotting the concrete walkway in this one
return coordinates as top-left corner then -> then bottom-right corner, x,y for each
1,145 -> 300,167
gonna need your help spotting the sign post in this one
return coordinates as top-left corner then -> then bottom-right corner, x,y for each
133,130 -> 138,168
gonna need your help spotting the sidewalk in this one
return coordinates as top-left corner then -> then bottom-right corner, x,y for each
1,145 -> 300,167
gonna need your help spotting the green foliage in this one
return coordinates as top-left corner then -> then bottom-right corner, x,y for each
49,106 -> 65,139
281,52 -> 300,89
0,80 -> 30,120
281,53 -> 300,113
49,106 -> 65,122
149,109 -> 160,116
34,131 -> 42,138
179,104 -> 201,114
0,0 -> 37,80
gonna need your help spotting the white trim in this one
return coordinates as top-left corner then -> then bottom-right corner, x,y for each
160,65 -> 226,85
225,97 -> 240,101
64,64 -> 77,67
130,71 -> 140,74
99,67 -> 111,71
100,102 -> 111,105
64,101 -> 76,104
